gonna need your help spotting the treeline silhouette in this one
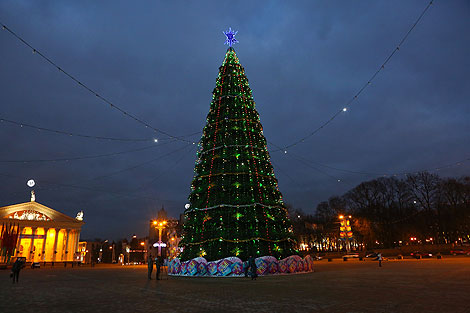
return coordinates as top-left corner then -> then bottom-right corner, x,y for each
291,172 -> 470,251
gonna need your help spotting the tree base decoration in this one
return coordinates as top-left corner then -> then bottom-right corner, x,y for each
168,255 -> 314,277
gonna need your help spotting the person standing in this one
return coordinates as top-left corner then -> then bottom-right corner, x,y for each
11,258 -> 24,284
155,256 -> 161,280
147,254 -> 154,280
248,256 -> 258,280
243,260 -> 249,278
378,253 -> 383,267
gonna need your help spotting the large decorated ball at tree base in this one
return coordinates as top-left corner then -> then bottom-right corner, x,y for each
227,257 -> 243,264
262,256 -> 277,264
207,261 -> 218,276
187,260 -> 199,276
194,257 -> 208,265
226,257 -> 243,275
286,256 -> 298,273
278,258 -> 288,273
268,260 -> 279,274
231,262 -> 243,275
180,261 -> 188,275
304,255 -> 314,271
197,262 -> 207,275
302,259 -> 309,272
169,258 -> 181,274
255,257 -> 269,276
171,254 -> 314,276
217,258 -> 233,276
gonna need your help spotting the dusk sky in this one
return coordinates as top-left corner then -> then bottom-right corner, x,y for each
1,0 -> 469,240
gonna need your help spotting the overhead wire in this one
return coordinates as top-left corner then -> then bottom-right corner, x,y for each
271,0 -> 435,152
268,140 -> 469,180
0,22 -> 193,143
0,116 -> 201,143
291,152 -> 470,177
0,140 -> 177,163
0,143 -> 196,203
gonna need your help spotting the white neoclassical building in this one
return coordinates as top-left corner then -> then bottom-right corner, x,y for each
0,194 -> 84,263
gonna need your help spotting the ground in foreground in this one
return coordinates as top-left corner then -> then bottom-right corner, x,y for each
1,258 -> 469,313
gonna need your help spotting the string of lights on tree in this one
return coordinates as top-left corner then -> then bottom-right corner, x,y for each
270,0 -> 435,152
0,116 -> 200,143
180,29 -> 296,261
0,22 -> 193,144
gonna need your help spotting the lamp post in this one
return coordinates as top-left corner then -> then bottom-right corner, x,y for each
153,220 -> 167,257
339,215 -> 352,252
98,240 -> 108,263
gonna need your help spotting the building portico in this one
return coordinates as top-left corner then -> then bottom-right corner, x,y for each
0,200 -> 84,263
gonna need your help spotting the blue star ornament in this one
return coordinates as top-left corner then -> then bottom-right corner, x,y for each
223,27 -> 239,47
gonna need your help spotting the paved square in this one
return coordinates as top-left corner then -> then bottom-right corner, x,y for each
1,258 -> 469,313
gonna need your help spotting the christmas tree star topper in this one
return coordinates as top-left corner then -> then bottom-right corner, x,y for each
223,27 -> 238,47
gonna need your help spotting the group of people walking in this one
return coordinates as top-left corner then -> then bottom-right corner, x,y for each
147,254 -> 163,280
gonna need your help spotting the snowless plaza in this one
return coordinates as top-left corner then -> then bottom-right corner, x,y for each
1,257 -> 470,313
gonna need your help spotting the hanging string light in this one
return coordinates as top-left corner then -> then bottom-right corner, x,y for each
271,0 -> 434,152
0,22 -> 193,143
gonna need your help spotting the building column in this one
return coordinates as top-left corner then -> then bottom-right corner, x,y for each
68,231 -> 75,261
52,229 -> 59,262
29,227 -> 38,262
75,230 -> 80,257
63,229 -> 71,261
15,226 -> 23,257
41,228 -> 49,262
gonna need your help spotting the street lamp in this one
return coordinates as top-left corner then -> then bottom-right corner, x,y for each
153,219 -> 167,257
339,215 -> 352,252
98,240 -> 108,263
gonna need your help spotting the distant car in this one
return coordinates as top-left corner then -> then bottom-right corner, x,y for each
312,255 -> 323,260
343,253 -> 359,259
450,249 -> 470,256
365,252 -> 379,258
410,251 -> 432,259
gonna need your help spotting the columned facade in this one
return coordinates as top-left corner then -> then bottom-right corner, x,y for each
0,201 -> 84,262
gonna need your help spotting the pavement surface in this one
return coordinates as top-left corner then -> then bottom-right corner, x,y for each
1,257 -> 469,313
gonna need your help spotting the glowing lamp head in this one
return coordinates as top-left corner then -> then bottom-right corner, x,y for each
27,179 -> 35,188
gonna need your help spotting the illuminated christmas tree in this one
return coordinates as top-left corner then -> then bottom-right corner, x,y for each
180,29 -> 295,261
